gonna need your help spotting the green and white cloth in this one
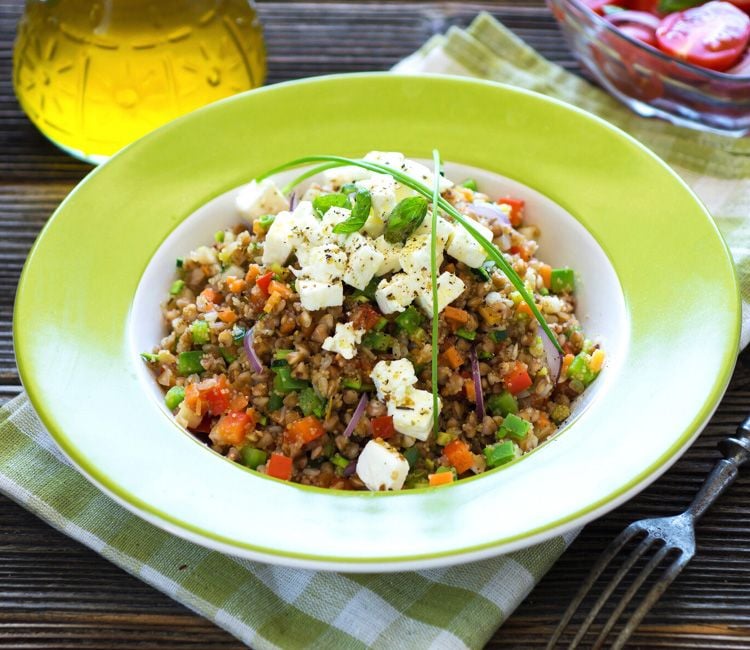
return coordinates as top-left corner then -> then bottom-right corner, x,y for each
3,13 -> 749,650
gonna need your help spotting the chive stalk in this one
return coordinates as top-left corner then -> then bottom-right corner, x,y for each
430,149 -> 441,439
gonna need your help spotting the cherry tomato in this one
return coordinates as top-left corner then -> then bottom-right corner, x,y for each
725,0 -> 750,12
626,0 -> 661,13
581,0 -> 621,15
619,22 -> 659,45
655,1 -> 750,71
606,10 -> 661,45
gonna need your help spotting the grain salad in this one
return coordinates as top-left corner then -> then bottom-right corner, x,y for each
142,151 -> 605,491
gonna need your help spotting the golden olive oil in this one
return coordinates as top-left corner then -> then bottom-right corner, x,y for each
13,0 -> 266,163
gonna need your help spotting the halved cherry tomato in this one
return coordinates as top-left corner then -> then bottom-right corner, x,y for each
255,271 -> 274,296
267,453 -> 293,480
656,2 -> 750,72
504,361 -> 533,395
371,415 -> 395,439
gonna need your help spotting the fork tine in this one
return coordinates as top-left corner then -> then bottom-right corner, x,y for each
567,534 -> 653,648
609,553 -> 689,650
545,524 -> 644,650
590,543 -> 671,650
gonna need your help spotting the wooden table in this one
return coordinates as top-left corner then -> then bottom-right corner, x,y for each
2,1 -> 749,647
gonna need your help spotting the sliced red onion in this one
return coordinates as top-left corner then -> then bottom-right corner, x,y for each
604,10 -> 660,31
539,324 -> 562,384
343,460 -> 357,477
470,347 -> 485,421
288,191 -> 298,211
465,201 -> 511,226
244,326 -> 264,374
343,393 -> 368,438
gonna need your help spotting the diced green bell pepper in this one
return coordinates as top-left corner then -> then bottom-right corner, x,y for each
567,352 -> 596,386
483,440 -> 516,468
177,351 -> 204,376
164,386 -> 185,410
190,320 -> 210,345
395,306 -> 423,334
241,447 -> 267,469
455,327 -> 476,341
299,387 -> 326,418
498,413 -> 531,441
272,365 -> 310,393
486,390 -> 518,417
362,331 -> 395,351
550,268 -> 575,293
169,279 -> 185,295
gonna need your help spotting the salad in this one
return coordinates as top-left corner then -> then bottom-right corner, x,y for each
583,0 -> 750,73
142,152 -> 605,491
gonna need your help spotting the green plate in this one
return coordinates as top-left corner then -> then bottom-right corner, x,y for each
15,74 -> 739,571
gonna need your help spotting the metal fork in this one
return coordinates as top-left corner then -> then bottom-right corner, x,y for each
547,414 -> 750,650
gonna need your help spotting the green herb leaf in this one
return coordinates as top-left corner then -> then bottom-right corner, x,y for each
333,188 -> 372,234
312,193 -> 351,219
384,196 -> 429,243
658,0 -> 702,12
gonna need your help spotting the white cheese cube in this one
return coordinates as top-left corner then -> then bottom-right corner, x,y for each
447,219 -> 494,268
318,206 -> 351,247
322,322 -> 365,360
399,233 -> 444,277
373,236 -> 402,275
364,151 -> 406,169
288,201 -> 321,252
375,273 -> 422,314
343,233 -> 385,290
357,175 -> 398,237
323,165 -> 371,189
296,279 -> 344,311
400,159 -> 454,193
261,210 -> 295,265
416,272 -> 466,315
387,387 -> 440,442
414,214 -> 455,248
356,439 -> 409,491
236,179 -> 289,220
370,359 -> 418,403
294,243 -> 346,282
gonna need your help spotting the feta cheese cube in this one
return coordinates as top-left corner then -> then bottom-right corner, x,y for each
375,272 -> 422,314
322,322 -> 365,360
415,272 -> 466,315
447,219 -> 494,268
414,214 -> 455,248
343,233 -> 385,290
318,206 -> 351,247
370,359 -> 418,403
356,439 -> 409,491
357,174 -> 398,237
400,159 -> 454,193
236,179 -> 289,220
287,201 -> 321,252
293,243 -> 346,282
399,233 -> 443,277
296,279 -> 344,311
387,387 -> 439,442
364,151 -> 406,169
373,236 -> 402,275
323,165 -> 371,189
262,210 -> 295,265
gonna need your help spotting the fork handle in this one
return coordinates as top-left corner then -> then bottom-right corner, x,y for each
686,414 -> 750,521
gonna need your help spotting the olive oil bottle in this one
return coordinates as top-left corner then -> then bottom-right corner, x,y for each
13,0 -> 266,163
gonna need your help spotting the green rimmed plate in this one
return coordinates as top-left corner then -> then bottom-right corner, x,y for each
14,74 -> 739,571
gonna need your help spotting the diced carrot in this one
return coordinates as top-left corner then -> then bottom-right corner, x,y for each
509,245 -> 530,261
218,309 -> 237,324
184,382 -> 201,412
268,280 -> 293,299
226,277 -> 246,294
505,361 -> 533,395
263,292 -> 282,314
561,353 -> 575,377
428,471 -> 454,487
538,264 -> 552,289
498,197 -> 525,226
443,439 -> 475,474
267,453 -> 293,480
589,349 -> 606,373
516,301 -> 534,318
444,306 -> 469,325
285,415 -> 325,445
229,394 -> 249,411
245,264 -> 261,284
199,287 -> 222,304
463,379 -> 476,402
441,346 -> 464,370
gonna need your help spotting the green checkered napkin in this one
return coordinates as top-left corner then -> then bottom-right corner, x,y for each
3,14 -> 749,649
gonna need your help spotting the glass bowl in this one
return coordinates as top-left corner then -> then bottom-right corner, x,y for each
548,0 -> 750,135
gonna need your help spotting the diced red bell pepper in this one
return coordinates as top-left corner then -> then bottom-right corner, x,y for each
498,197 -> 525,226
285,415 -> 325,445
443,439 -> 475,474
371,415 -> 395,440
504,361 -> 533,395
267,453 -> 293,480
255,271 -> 274,296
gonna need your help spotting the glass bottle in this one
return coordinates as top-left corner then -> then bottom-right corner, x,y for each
13,0 -> 266,163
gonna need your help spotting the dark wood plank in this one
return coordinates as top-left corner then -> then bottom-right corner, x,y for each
2,1 -> 750,648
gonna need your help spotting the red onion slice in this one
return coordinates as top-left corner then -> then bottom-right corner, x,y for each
465,201 -> 511,226
470,347 -> 485,421
538,324 -> 562,384
343,460 -> 357,477
343,393 -> 368,438
605,10 -> 660,31
288,191 -> 298,211
244,326 -> 264,374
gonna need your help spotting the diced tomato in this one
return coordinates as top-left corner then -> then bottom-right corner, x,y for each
199,287 -> 222,305
625,0 -> 661,14
498,197 -> 525,226
184,376 -> 231,416
267,453 -> 293,480
656,2 -> 750,72
255,271 -> 274,296
352,304 -> 382,331
371,415 -> 395,439
504,361 -> 533,395
443,439 -> 475,474
509,245 -> 530,261
268,280 -> 293,299
285,415 -> 326,445
212,410 -> 254,446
